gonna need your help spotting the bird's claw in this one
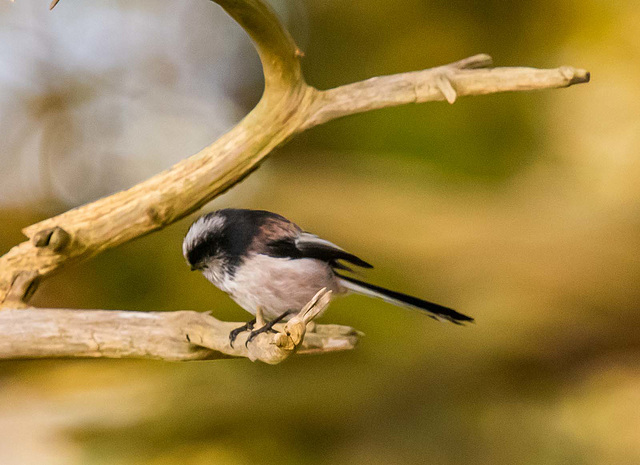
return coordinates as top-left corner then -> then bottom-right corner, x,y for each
244,325 -> 278,347
229,318 -> 255,348
244,309 -> 296,347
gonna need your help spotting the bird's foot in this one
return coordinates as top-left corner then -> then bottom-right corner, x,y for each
229,318 -> 256,348
245,309 -> 296,347
244,322 -> 278,347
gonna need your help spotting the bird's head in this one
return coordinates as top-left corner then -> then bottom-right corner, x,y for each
182,212 -> 227,272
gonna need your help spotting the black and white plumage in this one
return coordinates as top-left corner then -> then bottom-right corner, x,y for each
183,209 -> 472,336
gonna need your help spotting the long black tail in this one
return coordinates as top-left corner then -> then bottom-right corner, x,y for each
335,273 -> 473,324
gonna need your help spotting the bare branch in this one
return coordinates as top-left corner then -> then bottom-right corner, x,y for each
215,0 -> 303,98
0,290 -> 359,364
0,0 -> 313,305
301,56 -> 590,130
0,0 -> 590,308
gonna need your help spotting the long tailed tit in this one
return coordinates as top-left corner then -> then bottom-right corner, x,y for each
183,209 -> 473,346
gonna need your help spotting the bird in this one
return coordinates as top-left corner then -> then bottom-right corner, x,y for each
183,208 -> 473,346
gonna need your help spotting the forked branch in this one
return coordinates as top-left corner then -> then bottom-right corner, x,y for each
0,0 -> 589,306
0,0 -> 589,362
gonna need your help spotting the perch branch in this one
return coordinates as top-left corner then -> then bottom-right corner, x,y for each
0,289 -> 358,364
0,0 -> 590,311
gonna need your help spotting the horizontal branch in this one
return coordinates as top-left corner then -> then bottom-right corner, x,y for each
0,290 -> 360,364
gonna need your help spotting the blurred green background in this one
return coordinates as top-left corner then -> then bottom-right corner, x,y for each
1,0 -> 639,464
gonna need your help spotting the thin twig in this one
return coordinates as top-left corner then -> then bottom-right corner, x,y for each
302,58 -> 589,130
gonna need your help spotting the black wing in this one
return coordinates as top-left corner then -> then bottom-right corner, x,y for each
265,232 -> 373,269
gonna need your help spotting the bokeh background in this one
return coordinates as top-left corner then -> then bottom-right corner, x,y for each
1,0 -> 639,464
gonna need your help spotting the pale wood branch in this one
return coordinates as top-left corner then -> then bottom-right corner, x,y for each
302,55 -> 590,130
0,289 -> 358,364
0,1 -> 590,306
0,0 -> 590,362
0,0 -> 314,305
215,0 -> 304,98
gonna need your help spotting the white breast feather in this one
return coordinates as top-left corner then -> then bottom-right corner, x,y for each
214,254 -> 340,320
